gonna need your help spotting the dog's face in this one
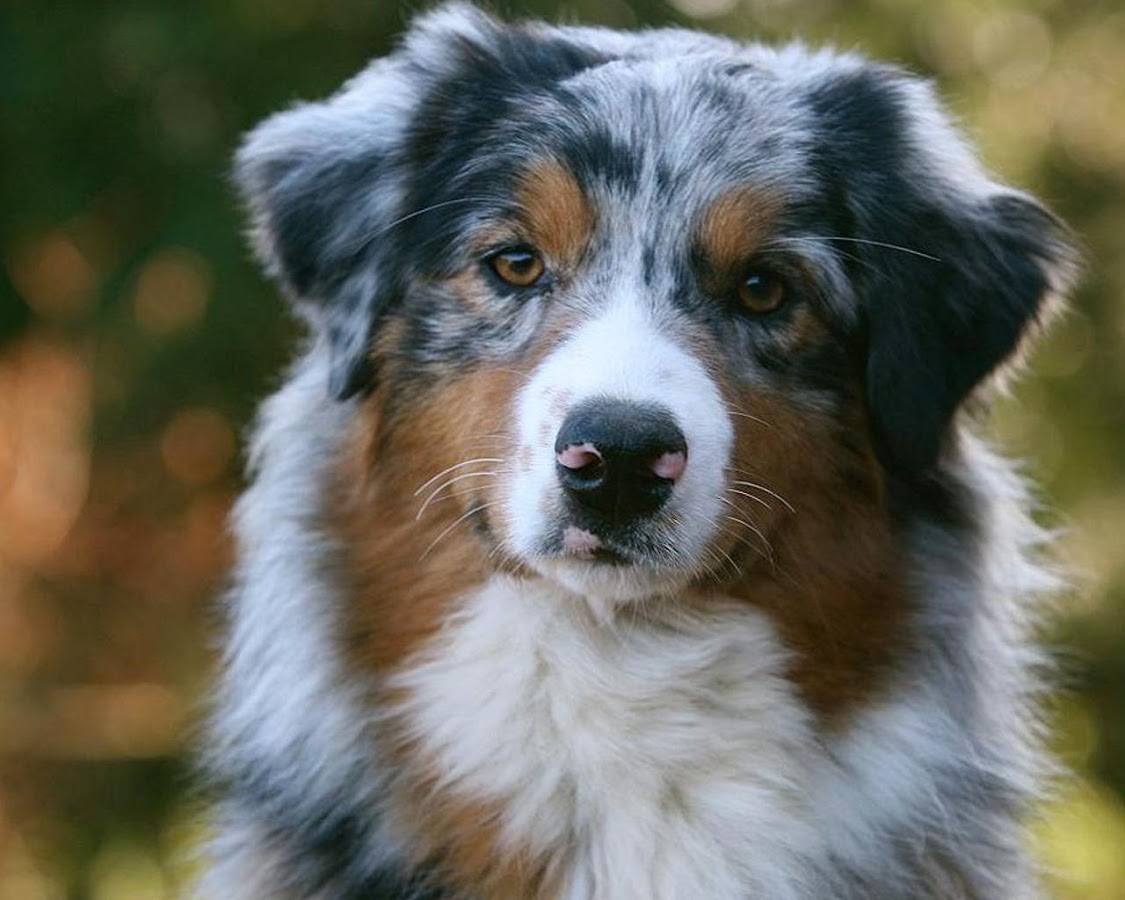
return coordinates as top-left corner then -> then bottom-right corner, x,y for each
237,6 -> 1072,604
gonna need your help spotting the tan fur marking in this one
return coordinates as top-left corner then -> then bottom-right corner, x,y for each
699,186 -> 782,277
386,759 -> 563,899
447,269 -> 501,318
777,303 -> 830,350
334,372 -> 513,674
516,159 -> 595,266
680,300 -> 906,724
329,321 -> 589,897
718,384 -> 906,724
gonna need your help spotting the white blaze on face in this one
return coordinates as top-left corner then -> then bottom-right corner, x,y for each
506,296 -> 733,599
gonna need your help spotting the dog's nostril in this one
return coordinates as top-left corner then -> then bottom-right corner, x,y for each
557,442 -> 603,476
553,399 -> 687,524
651,450 -> 687,483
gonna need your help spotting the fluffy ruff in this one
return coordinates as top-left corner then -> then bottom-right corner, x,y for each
199,5 -> 1075,898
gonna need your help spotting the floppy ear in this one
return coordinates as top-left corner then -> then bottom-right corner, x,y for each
809,69 -> 1076,476
862,190 -> 1074,476
234,3 -> 503,399
235,70 -> 408,399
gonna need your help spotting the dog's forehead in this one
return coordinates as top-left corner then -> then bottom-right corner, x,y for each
513,57 -> 817,218
394,47 -> 842,281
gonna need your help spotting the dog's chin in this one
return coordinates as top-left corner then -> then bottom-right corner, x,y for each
530,555 -> 694,605
497,502 -> 711,604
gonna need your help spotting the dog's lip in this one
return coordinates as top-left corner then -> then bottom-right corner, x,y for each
561,524 -> 603,556
555,543 -> 633,567
584,546 -> 631,566
545,525 -> 655,567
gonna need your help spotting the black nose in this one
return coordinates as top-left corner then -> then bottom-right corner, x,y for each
555,399 -> 688,524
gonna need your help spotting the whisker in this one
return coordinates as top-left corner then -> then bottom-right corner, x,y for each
703,541 -> 743,580
373,197 -> 492,240
729,479 -> 796,514
423,485 -> 490,507
724,407 -> 772,427
774,234 -> 941,263
726,487 -> 771,511
419,502 -> 499,562
413,458 -> 503,497
492,367 -> 534,384
765,237 -> 883,277
416,471 -> 497,520
711,521 -> 762,564
722,514 -> 775,565
720,496 -> 774,535
718,519 -> 773,565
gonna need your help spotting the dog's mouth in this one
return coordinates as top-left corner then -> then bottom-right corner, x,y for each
460,489 -> 711,602
520,515 -> 707,601
557,532 -> 634,568
549,515 -> 684,564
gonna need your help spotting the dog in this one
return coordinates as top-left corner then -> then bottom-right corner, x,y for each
199,4 -> 1077,897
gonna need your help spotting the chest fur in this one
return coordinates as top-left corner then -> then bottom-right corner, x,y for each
390,577 -> 823,899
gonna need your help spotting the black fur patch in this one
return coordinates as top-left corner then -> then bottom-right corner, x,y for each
807,70 -> 1071,476
397,28 -> 608,277
556,124 -> 643,195
224,768 -> 450,899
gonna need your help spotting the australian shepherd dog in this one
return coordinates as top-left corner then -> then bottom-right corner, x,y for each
200,4 -> 1077,897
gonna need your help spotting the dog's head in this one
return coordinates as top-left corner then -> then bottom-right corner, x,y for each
237,4 -> 1073,604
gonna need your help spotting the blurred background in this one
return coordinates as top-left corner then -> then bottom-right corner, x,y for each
0,0 -> 1122,896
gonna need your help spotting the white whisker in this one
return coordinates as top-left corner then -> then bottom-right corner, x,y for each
723,514 -> 775,565
415,471 -> 497,520
419,502 -> 499,562
718,520 -> 773,565
726,488 -> 771,511
423,485 -> 490,507
373,197 -> 491,239
775,234 -> 941,262
413,458 -> 503,497
730,480 -> 796,514
706,541 -> 743,580
725,408 -> 772,427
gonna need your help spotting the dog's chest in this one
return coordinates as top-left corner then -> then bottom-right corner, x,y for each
393,577 -> 822,898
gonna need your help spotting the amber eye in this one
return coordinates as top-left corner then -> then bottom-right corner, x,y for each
489,246 -> 546,288
737,268 -> 786,314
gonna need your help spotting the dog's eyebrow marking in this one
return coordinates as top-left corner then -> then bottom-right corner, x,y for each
698,186 -> 783,274
515,159 -> 595,265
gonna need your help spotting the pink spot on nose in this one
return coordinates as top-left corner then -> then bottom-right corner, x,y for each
557,442 -> 602,470
651,450 -> 687,482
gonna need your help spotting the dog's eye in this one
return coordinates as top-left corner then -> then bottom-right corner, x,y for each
737,268 -> 786,314
489,246 -> 546,288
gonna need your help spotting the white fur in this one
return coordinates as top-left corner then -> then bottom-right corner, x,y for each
505,294 -> 733,604
392,576 -> 820,899
199,346 -> 406,893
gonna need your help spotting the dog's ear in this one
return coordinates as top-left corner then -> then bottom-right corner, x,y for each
809,69 -> 1077,477
235,92 -> 402,399
234,4 -> 503,399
